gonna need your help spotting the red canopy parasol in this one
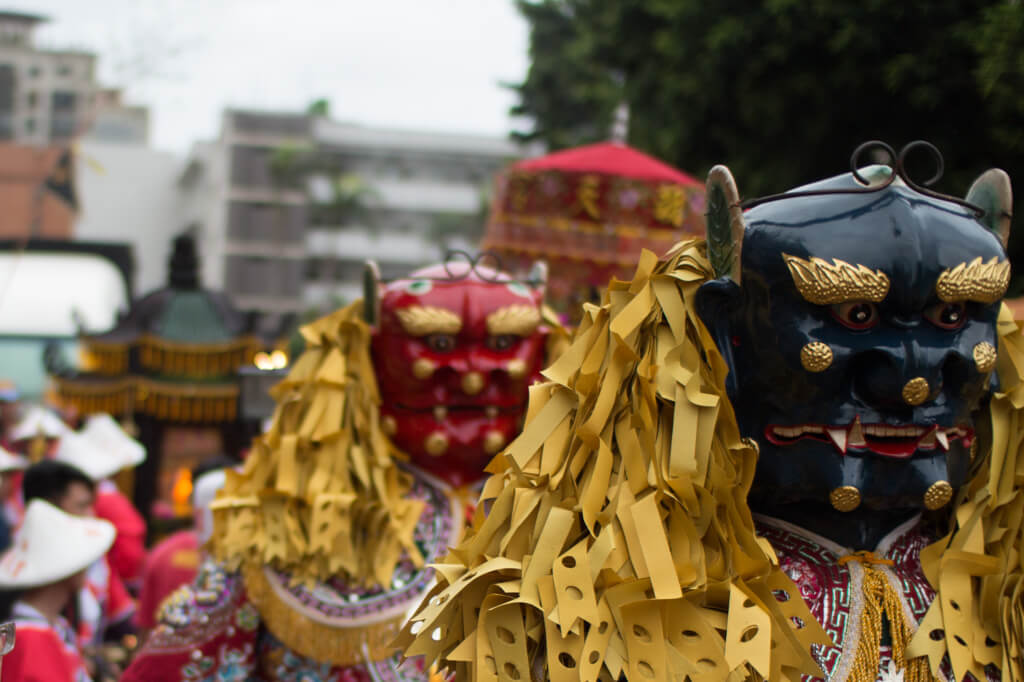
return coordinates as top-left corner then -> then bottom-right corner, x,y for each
482,141 -> 705,316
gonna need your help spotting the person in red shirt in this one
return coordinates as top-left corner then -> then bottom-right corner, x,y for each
64,415 -> 148,591
134,462 -> 229,632
22,459 -> 136,649
92,480 -> 146,591
0,498 -> 115,682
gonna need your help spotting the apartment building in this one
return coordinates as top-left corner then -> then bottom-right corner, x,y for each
0,11 -> 96,144
180,108 -> 521,317
306,117 -> 519,306
0,11 -> 150,147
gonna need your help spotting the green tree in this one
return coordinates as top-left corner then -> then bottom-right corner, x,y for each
513,0 -> 1024,290
307,98 -> 331,117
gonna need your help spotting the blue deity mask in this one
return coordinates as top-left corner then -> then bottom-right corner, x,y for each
697,142 -> 1012,517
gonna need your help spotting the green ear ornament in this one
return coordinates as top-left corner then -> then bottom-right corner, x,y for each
362,260 -> 381,326
965,168 -> 1013,248
705,165 -> 746,283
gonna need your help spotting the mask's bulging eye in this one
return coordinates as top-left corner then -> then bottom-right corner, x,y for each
926,301 -> 967,330
424,334 -> 456,353
831,301 -> 879,330
486,334 -> 518,352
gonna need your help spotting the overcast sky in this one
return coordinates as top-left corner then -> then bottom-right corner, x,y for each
14,0 -> 530,154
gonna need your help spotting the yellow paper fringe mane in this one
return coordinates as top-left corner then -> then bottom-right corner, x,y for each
908,303 -> 1024,682
397,240 -> 833,682
210,303 -> 425,588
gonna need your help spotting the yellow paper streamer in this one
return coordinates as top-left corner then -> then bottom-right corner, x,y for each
209,303 -> 421,589
395,240 -> 826,681
400,238 -> 1024,682
908,301 -> 1024,682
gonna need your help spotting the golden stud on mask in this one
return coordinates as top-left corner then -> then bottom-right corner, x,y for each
923,480 -> 953,510
413,358 -> 436,380
973,342 -> 997,374
506,359 -> 527,380
461,371 -> 485,395
829,486 -> 861,512
901,377 -> 930,406
483,430 -> 506,455
800,342 -> 833,372
424,432 -> 449,457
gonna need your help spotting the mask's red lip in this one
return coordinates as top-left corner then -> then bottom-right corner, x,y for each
764,418 -> 974,459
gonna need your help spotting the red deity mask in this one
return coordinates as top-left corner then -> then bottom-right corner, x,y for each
370,261 -> 549,488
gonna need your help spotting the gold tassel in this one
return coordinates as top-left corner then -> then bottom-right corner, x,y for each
242,564 -> 404,666
840,552 -> 935,682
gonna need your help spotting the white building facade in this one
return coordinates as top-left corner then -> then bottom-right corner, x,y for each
73,140 -> 182,294
180,108 -> 521,317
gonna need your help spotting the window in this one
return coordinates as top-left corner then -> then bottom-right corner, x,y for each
0,64 -> 14,139
50,91 -> 76,139
52,91 -> 76,112
229,147 -> 274,188
226,255 -> 280,296
26,91 -> 36,108
334,260 -> 361,283
305,258 -> 324,282
27,65 -> 40,78
25,118 -> 34,133
57,64 -> 71,77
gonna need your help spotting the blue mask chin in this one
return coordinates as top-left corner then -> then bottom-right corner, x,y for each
696,151 -> 1011,521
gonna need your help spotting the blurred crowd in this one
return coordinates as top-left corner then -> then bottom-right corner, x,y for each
0,380 -> 230,681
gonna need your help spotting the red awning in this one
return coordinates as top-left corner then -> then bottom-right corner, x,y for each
513,141 -> 701,186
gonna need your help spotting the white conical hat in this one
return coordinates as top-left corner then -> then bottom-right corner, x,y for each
80,414 -> 145,469
54,430 -> 125,481
0,499 -> 114,588
0,445 -> 27,473
9,405 -> 69,442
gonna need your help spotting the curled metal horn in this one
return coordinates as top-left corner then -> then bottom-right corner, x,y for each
849,140 -> 897,186
379,250 -> 545,287
739,140 -> 985,218
439,250 -> 508,282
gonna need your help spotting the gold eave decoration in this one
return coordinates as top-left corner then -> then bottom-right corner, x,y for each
52,375 -> 239,423
79,339 -> 130,375
135,378 -> 239,422
395,306 -> 462,336
51,377 -> 136,416
782,254 -> 890,305
137,334 -> 261,378
936,257 -> 1010,304
486,304 -> 541,337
